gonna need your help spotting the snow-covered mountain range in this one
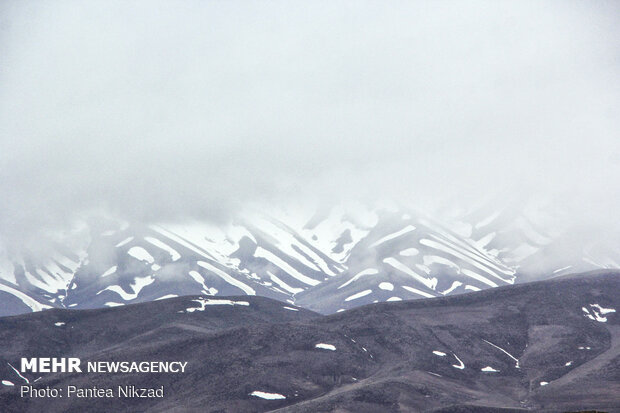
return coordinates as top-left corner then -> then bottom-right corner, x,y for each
1,199 -> 618,316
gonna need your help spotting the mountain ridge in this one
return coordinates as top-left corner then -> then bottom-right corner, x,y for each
0,270 -> 618,412
1,202 -> 619,317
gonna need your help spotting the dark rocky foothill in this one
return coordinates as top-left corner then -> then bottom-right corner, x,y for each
0,271 -> 618,412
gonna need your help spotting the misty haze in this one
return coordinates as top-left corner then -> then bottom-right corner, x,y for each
0,1 -> 618,412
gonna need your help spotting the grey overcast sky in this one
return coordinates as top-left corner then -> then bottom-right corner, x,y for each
0,0 -> 618,245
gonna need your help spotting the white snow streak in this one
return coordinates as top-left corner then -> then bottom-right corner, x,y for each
151,225 -> 216,260
451,354 -> 465,369
155,294 -> 178,300
591,304 -> 616,315
399,248 -> 419,256
7,363 -> 29,383
127,247 -> 155,264
144,237 -> 181,261
254,247 -> 319,286
464,285 -> 481,292
401,285 -> 435,298
419,238 -> 509,285
383,257 -> 437,290
378,282 -> 394,291
97,275 -> 155,300
338,268 -> 378,290
267,271 -> 304,294
188,270 -> 217,295
553,265 -> 572,274
186,298 -> 249,312
250,391 -> 286,400
582,304 -> 614,322
315,343 -> 336,351
482,339 -> 520,368
441,281 -> 463,295
345,289 -> 372,301
101,266 -> 117,278
461,269 -> 498,288
115,237 -> 134,248
0,284 -> 51,312
197,261 -> 256,295
369,225 -> 416,248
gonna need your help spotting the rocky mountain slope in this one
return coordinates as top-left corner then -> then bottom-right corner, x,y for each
0,270 -> 617,412
1,201 -> 618,317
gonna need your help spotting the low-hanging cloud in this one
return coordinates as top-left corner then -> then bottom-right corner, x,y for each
0,0 -> 618,249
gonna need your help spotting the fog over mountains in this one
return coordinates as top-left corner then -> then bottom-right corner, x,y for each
0,1 -> 618,411
1,197 -> 619,317
1,0 -> 619,249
